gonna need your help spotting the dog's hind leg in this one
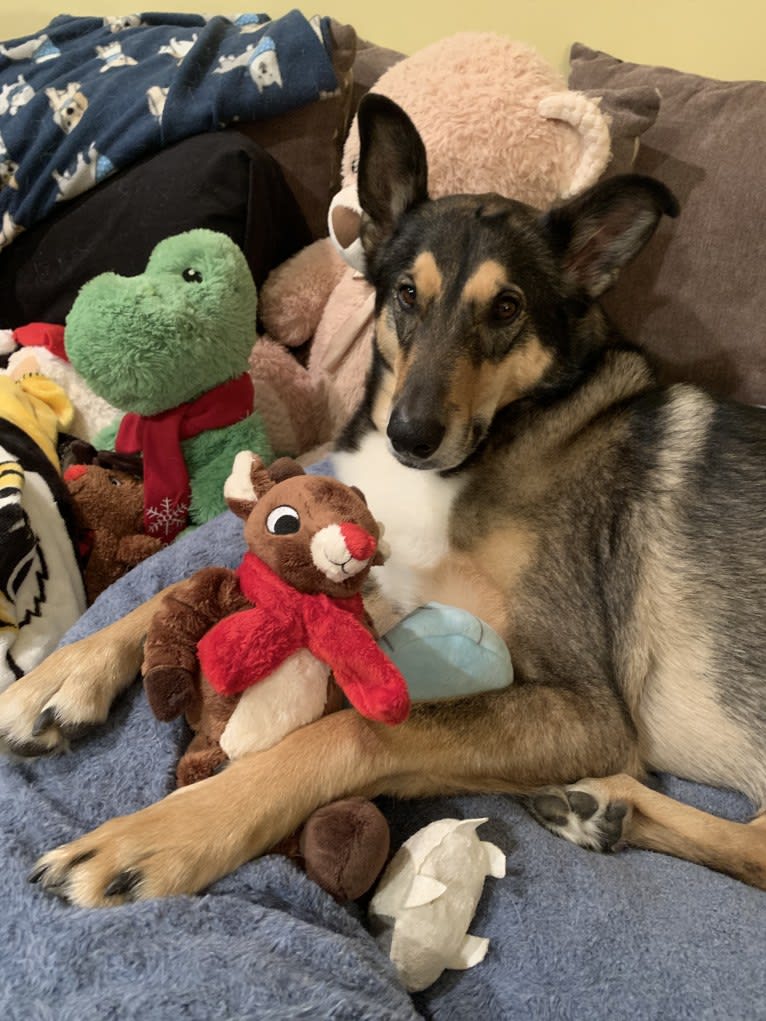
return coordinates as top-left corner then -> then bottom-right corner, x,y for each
0,583 -> 181,755
29,685 -> 641,907
528,774 -> 766,890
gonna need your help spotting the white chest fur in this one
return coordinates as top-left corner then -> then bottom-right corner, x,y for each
334,432 -> 464,612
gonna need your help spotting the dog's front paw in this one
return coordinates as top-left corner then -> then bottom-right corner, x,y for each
0,635 -> 142,756
28,789 -> 222,907
27,761 -> 268,908
0,658 -> 80,756
525,781 -> 629,852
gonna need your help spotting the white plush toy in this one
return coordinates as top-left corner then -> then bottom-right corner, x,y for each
368,818 -> 506,993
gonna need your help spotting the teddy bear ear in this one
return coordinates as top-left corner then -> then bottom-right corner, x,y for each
537,91 -> 611,199
328,185 -> 367,275
224,450 -> 273,519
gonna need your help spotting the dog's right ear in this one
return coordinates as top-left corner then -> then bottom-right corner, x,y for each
543,174 -> 679,299
357,93 -> 428,259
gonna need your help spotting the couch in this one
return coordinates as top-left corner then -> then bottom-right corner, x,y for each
1,14 -> 765,1020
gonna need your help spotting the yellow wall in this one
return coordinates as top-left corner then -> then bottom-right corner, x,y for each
3,2 -> 766,81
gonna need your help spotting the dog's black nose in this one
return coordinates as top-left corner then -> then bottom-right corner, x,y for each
387,407 -> 446,461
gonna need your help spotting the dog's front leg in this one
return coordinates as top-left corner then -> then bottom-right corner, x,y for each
30,685 -> 640,907
0,584 -> 181,754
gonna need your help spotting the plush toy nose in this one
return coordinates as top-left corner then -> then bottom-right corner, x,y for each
340,522 -> 377,561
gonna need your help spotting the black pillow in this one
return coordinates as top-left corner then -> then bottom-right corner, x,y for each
0,130 -> 311,328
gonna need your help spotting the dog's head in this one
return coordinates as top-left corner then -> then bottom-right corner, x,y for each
352,93 -> 678,471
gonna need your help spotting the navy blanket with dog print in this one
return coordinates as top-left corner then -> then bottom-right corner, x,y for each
0,10 -> 338,250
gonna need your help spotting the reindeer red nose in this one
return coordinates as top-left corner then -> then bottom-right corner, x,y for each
340,522 -> 377,561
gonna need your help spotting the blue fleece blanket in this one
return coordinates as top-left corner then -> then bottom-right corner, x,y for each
1,507 -> 765,1019
0,10 -> 337,250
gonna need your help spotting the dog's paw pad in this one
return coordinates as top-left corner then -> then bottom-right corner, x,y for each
526,784 -> 627,852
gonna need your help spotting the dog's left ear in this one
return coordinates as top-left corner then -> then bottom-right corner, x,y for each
543,174 -> 679,299
357,93 -> 428,259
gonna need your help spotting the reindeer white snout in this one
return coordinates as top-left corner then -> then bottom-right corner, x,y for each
310,522 -> 377,582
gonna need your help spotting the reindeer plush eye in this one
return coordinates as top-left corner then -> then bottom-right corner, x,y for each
266,505 -> 300,535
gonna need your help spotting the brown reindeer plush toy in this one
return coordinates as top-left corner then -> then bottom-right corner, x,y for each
141,452 -> 407,900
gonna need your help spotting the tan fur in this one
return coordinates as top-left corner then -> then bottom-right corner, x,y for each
461,259 -> 508,306
373,309 -> 400,372
31,683 -> 644,907
371,361 -> 397,433
409,550 -> 512,640
467,337 -> 554,414
412,251 -> 443,303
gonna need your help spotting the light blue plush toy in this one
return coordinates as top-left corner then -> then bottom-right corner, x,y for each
379,602 -> 513,702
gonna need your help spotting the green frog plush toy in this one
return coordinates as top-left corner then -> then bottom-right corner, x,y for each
64,229 -> 272,543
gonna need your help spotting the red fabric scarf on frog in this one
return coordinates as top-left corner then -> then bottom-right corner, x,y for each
197,552 -> 410,725
115,373 -> 253,543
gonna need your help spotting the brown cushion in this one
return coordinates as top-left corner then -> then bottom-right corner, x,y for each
570,43 -> 766,405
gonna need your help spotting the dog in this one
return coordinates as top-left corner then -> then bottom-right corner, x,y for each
1,93 -> 765,907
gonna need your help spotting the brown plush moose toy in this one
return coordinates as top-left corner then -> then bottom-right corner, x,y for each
141,451 -> 409,901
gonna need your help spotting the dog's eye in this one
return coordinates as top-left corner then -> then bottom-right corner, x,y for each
491,292 -> 522,323
266,505 -> 300,535
182,267 -> 203,283
397,283 -> 417,310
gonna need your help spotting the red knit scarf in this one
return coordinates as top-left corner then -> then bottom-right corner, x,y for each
197,552 -> 410,725
115,374 -> 253,542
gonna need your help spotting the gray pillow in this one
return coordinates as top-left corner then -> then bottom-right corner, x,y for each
570,42 -> 766,405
